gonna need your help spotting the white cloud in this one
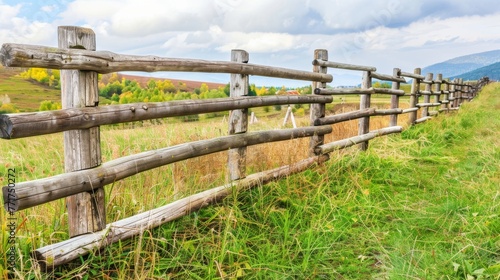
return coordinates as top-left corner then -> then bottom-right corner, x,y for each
216,31 -> 299,53
1,0 -> 500,85
0,3 -> 54,45
61,0 -> 218,37
0,3 -> 22,27
218,0 -> 309,32
41,5 -> 56,13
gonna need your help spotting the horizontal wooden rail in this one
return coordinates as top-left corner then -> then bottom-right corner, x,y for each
312,59 -> 376,72
314,108 -> 375,125
374,108 -> 403,115
314,88 -> 373,95
314,87 -> 405,96
400,71 -> 424,80
419,90 -> 442,96
0,95 -> 332,139
402,108 -> 419,113
0,43 -> 332,82
314,108 -> 402,126
415,116 -> 432,123
371,72 -> 406,83
316,126 -> 403,154
3,126 -> 332,211
373,88 -> 406,96
416,102 -> 441,107
34,155 -> 329,270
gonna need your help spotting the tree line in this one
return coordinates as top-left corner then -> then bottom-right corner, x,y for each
17,68 -> 312,115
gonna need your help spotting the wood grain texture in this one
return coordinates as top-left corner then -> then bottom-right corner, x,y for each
58,26 -> 105,237
0,43 -> 332,82
228,50 -> 249,180
358,71 -> 372,151
309,49 -> 328,156
0,95 -> 332,139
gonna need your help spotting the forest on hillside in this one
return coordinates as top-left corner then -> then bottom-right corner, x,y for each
16,68 -> 313,114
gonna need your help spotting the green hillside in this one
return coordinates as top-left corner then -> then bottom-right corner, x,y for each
422,49 -> 500,78
451,61 -> 500,81
0,66 -> 61,112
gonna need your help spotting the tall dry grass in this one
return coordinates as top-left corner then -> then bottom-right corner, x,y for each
1,100 -> 415,256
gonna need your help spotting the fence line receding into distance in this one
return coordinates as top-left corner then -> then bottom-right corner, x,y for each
0,26 -> 490,271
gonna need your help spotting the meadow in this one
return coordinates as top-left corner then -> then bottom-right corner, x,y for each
1,77 -> 499,279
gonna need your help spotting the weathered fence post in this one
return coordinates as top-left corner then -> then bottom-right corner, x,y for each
58,26 -> 104,237
441,79 -> 450,112
228,49 -> 249,180
390,68 -> 401,126
434,73 -> 442,114
408,68 -> 421,125
422,73 -> 433,118
450,79 -> 457,109
358,70 -> 372,150
463,82 -> 470,102
457,78 -> 464,107
310,49 -> 328,155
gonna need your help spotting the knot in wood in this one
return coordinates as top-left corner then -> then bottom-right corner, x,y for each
130,106 -> 136,112
82,113 -> 90,121
142,105 -> 148,110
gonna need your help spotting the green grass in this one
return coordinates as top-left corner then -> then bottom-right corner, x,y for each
0,67 -> 61,112
1,82 -> 500,279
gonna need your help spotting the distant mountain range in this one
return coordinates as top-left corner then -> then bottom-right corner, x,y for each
449,62 -> 500,81
422,49 -> 500,80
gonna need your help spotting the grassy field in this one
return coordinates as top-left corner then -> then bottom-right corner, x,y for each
0,75 -> 499,279
0,67 -> 61,112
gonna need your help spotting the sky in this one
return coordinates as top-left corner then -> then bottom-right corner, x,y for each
1,0 -> 500,87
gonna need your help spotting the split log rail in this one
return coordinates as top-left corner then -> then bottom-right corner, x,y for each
0,26 -> 489,270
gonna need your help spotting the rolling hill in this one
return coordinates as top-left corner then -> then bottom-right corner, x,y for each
0,66 -> 227,113
450,61 -> 500,81
0,66 -> 61,112
422,49 -> 500,78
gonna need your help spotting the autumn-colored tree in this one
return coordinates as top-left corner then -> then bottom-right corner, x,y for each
147,79 -> 157,90
373,81 -> 391,88
200,83 -> 209,94
277,86 -> 287,95
39,100 -> 62,111
20,68 -> 60,88
256,86 -> 268,96
0,103 -> 18,114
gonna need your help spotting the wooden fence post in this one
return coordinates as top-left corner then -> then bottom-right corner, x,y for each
58,26 -> 104,237
434,73 -> 442,114
310,49 -> 328,156
358,70 -> 372,150
456,78 -> 463,107
441,79 -> 450,112
228,49 -> 249,180
422,73 -> 433,118
463,82 -> 470,102
408,68 -> 421,125
450,79 -> 457,109
390,68 -> 401,126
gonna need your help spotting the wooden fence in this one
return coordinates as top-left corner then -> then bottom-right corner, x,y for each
0,26 -> 489,270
